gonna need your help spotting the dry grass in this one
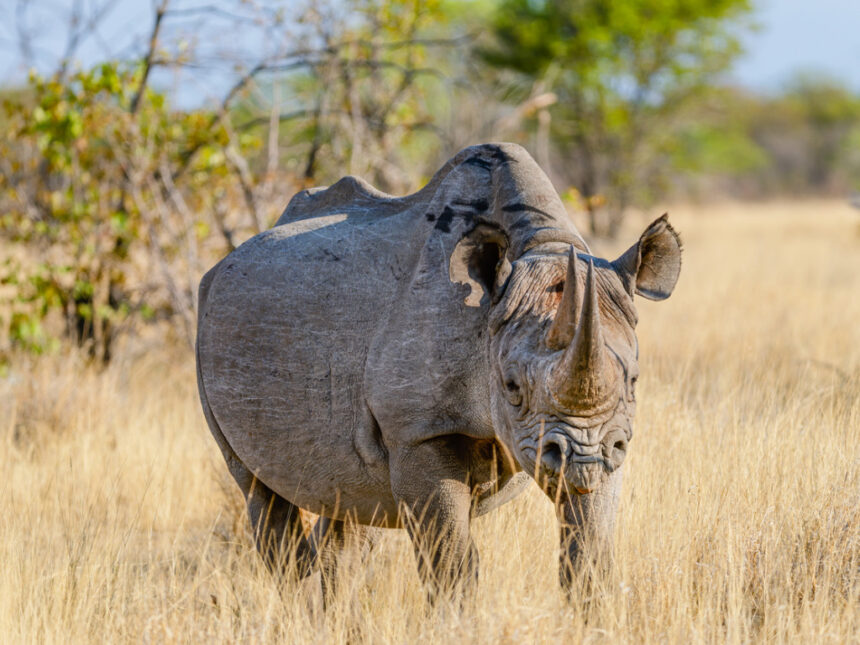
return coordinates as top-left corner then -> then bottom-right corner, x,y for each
2,200 -> 858,644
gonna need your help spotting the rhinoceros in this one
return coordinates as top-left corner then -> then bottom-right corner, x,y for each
196,143 -> 681,600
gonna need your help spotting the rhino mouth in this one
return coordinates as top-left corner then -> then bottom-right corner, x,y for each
533,455 -> 607,496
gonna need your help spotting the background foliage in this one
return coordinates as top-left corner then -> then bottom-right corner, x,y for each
1,0 -> 859,362
480,0 -> 753,235
1,63 -> 244,360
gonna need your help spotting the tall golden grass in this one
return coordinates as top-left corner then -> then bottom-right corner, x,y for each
1,200 -> 858,643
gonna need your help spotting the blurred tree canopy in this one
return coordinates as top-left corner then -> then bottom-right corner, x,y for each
242,0 -> 459,194
0,0 -> 858,362
481,0 -> 752,236
671,78 -> 860,197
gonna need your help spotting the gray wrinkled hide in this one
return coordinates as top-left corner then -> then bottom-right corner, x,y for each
196,142 -> 680,598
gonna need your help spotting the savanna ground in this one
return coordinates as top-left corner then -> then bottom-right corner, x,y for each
1,200 -> 858,644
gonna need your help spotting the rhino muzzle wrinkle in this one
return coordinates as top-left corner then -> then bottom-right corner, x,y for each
533,422 -> 628,494
600,427 -> 629,472
196,143 -> 682,603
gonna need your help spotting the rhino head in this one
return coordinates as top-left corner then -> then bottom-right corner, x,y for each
486,215 -> 681,503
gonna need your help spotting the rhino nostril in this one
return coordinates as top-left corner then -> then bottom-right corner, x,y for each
540,440 -> 565,473
604,434 -> 628,470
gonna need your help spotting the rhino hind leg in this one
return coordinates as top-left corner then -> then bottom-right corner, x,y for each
310,516 -> 378,607
196,352 -> 315,581
242,476 -> 316,579
205,419 -> 316,580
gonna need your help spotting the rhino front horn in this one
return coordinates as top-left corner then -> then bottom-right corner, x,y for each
551,258 -> 617,407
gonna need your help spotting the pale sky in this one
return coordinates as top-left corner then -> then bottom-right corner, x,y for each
1,0 -> 859,100
732,0 -> 860,91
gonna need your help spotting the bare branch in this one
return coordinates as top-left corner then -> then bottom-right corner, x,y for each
223,141 -> 264,234
236,108 -> 317,132
158,157 -> 199,316
164,4 -> 268,24
346,31 -> 478,52
130,0 -> 169,115
56,0 -> 83,79
15,0 -> 34,68
266,82 -> 281,181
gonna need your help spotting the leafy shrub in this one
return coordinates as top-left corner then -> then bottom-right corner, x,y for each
0,63 -> 257,362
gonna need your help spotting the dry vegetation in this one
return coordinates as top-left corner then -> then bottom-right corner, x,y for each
1,201 -> 858,644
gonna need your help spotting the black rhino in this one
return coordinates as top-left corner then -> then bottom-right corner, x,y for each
196,143 -> 681,600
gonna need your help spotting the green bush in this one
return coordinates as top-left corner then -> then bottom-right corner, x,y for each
0,62 -> 249,362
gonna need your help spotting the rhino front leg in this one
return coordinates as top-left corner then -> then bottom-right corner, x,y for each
558,467 -> 623,596
391,439 -> 477,605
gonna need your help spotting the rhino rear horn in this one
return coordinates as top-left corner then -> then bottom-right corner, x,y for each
545,247 -> 581,350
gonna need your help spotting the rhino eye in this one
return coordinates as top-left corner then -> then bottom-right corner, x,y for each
504,377 -> 522,406
629,375 -> 638,400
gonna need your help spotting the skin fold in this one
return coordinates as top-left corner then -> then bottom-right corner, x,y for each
196,143 -> 682,603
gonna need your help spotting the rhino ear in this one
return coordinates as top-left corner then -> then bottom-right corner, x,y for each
612,214 -> 682,301
449,224 -> 512,307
